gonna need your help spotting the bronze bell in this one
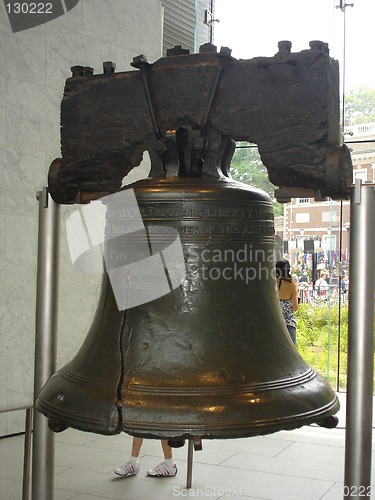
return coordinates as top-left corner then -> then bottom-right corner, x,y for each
36,43 -> 350,440
36,128 -> 339,439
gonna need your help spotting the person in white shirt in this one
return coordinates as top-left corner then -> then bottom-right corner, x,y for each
315,272 -> 328,297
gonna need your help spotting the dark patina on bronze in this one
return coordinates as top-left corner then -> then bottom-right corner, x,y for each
36,42 -> 347,440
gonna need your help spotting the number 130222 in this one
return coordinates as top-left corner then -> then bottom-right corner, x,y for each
6,3 -> 53,14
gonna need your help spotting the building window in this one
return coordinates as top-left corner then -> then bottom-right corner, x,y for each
297,197 -> 310,205
322,234 -> 337,250
295,212 -> 310,223
353,169 -> 367,182
322,211 -> 340,222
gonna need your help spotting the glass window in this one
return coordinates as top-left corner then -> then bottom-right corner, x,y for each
295,212 -> 310,223
322,234 -> 336,250
297,198 -> 310,205
322,211 -> 340,222
353,169 -> 368,182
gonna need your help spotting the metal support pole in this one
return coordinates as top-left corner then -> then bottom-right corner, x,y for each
32,188 -> 60,500
186,439 -> 194,489
344,182 -> 375,499
22,407 -> 33,500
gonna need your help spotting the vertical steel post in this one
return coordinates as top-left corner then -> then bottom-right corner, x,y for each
186,439 -> 194,489
344,181 -> 375,499
32,188 -> 60,500
22,407 -> 33,500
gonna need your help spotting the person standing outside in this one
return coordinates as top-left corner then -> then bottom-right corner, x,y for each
315,272 -> 329,299
276,259 -> 299,344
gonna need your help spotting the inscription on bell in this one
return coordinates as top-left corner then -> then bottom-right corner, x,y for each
176,223 -> 274,236
139,205 -> 273,221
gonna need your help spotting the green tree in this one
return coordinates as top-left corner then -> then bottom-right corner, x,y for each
344,86 -> 375,125
229,142 -> 284,216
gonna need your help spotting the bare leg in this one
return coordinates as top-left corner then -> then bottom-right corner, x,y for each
131,437 -> 144,458
161,439 -> 173,460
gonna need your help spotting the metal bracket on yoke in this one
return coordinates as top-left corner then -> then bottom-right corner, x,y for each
274,186 -> 328,203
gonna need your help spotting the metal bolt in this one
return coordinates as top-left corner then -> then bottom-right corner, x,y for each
309,40 -> 325,51
167,45 -> 190,56
278,40 -> 292,52
131,54 -> 150,69
84,67 -> 94,76
199,43 -> 217,54
219,46 -> 232,57
103,61 -> 116,74
71,65 -> 85,77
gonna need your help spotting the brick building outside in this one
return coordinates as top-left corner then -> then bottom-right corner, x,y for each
278,122 -> 375,282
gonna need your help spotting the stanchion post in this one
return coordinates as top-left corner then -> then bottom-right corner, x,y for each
344,181 -> 375,499
32,188 -> 60,500
186,439 -> 194,489
22,407 -> 33,500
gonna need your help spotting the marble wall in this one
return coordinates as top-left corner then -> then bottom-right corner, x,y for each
0,0 -> 162,436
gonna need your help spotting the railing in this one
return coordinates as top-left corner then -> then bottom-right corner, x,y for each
344,122 -> 375,137
0,404 -> 33,500
298,284 -> 348,305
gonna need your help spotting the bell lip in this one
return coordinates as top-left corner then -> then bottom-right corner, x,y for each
121,395 -> 340,440
35,395 -> 122,436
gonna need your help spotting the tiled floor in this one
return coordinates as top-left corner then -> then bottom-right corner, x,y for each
0,392 -> 374,500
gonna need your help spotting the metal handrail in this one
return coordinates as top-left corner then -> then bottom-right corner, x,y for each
0,404 -> 34,500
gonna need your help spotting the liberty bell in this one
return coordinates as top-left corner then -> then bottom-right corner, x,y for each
36,42 -> 352,441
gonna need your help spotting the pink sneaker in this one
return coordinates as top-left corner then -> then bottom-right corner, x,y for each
147,461 -> 177,477
114,461 -> 140,477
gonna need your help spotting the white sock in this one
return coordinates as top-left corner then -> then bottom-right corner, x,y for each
164,458 -> 173,467
129,455 -> 139,465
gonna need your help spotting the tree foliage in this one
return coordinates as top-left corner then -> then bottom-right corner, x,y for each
344,86 -> 375,125
229,143 -> 284,216
296,303 -> 350,391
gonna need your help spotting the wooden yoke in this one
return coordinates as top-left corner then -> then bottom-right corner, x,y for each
49,41 -> 352,204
